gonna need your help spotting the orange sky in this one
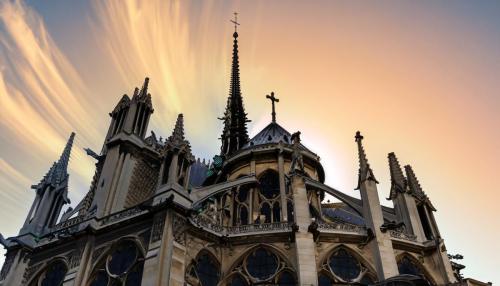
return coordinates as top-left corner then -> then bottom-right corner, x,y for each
0,0 -> 498,283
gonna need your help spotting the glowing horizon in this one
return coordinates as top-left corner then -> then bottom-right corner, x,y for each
0,0 -> 498,283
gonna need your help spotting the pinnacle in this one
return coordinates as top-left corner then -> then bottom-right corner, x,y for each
355,131 -> 378,189
169,114 -> 185,143
32,132 -> 75,189
388,152 -> 407,199
404,165 -> 424,198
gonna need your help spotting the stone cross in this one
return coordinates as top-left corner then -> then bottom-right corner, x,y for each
230,12 -> 240,32
266,92 -> 279,123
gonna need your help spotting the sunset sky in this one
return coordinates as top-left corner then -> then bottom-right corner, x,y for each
0,0 -> 498,283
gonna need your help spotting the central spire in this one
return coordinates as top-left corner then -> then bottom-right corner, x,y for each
220,13 -> 250,157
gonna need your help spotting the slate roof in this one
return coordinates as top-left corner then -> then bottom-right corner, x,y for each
243,122 -> 311,152
321,205 -> 366,226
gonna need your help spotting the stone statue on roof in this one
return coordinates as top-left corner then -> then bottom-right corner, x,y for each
289,131 -> 305,174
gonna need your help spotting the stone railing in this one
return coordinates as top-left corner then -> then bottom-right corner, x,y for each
190,216 -> 292,236
317,221 -> 365,235
226,222 -> 292,234
389,229 -> 417,242
53,215 -> 87,231
100,206 -> 144,226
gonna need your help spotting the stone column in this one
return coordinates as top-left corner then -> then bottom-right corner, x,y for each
291,175 -> 318,285
103,152 -> 125,215
142,210 -> 186,286
278,151 -> 288,221
111,153 -> 136,212
0,249 -> 29,286
359,179 -> 399,280
167,153 -> 179,185
73,236 -> 95,286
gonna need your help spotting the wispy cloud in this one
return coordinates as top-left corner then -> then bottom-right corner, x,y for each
0,0 -> 96,201
90,0 -> 235,140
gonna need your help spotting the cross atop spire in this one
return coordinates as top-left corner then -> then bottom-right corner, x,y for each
355,131 -> 378,190
219,14 -> 250,157
230,12 -> 240,34
266,92 -> 279,123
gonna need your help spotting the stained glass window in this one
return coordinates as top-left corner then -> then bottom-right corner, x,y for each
328,249 -> 361,281
196,253 -> 220,286
318,273 -> 333,286
398,256 -> 422,276
277,271 -> 296,286
261,203 -> 272,223
40,261 -> 67,286
259,171 -> 280,199
237,186 -> 249,202
239,205 -> 248,225
89,270 -> 109,286
108,240 -> 138,276
229,274 -> 248,286
125,261 -> 144,286
273,202 -> 281,222
246,248 -> 279,281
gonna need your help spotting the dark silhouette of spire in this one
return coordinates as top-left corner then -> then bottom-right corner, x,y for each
32,132 -> 75,189
388,152 -> 407,200
168,114 -> 186,144
220,17 -> 250,157
355,131 -> 378,190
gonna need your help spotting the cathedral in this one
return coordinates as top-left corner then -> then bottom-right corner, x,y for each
0,23 -> 489,286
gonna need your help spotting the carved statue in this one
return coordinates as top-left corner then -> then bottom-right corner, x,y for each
289,131 -> 305,174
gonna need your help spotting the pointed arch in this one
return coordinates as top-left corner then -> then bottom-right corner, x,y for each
396,252 -> 436,285
87,237 -> 145,286
319,244 -> 377,284
221,244 -> 296,286
28,257 -> 68,286
185,248 -> 221,286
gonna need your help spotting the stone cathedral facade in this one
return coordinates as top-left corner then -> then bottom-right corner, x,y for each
0,27 -> 488,286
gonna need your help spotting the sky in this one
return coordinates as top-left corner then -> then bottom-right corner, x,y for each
0,0 -> 498,283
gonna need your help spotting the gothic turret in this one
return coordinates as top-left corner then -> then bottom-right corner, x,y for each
124,77 -> 154,138
159,114 -> 194,189
219,28 -> 250,157
20,132 -> 75,236
354,132 -> 399,279
103,78 -> 153,153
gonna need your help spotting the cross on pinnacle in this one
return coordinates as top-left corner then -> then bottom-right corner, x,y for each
230,12 -> 240,33
266,92 -> 279,123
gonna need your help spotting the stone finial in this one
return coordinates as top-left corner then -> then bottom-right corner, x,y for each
32,132 -> 75,190
169,114 -> 185,143
355,131 -> 378,190
388,152 -> 407,200
404,165 -> 436,210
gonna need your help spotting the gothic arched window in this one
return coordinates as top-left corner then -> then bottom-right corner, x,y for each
223,247 -> 296,286
88,240 -> 144,286
195,252 -> 220,286
257,170 -> 281,223
36,260 -> 68,286
398,256 -> 423,276
260,203 -> 272,223
246,248 -> 279,280
328,248 -> 361,281
235,185 -> 250,226
259,170 -> 280,199
228,274 -> 248,286
320,248 -> 375,284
